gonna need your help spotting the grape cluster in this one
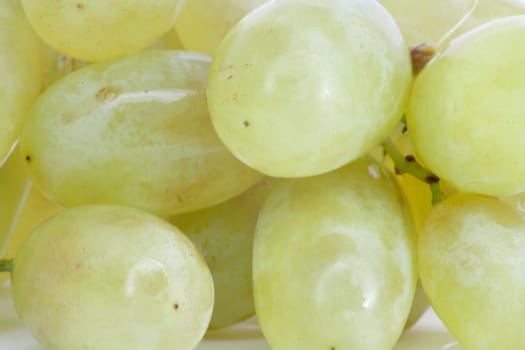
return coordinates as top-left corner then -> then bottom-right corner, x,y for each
2,0 -> 525,350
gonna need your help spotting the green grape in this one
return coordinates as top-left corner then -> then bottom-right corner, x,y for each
174,0 -> 269,56
253,158 -> 416,350
170,178 -> 273,330
407,16 -> 525,197
418,193 -> 525,350
20,0 -> 187,61
0,0 -> 41,165
20,50 -> 262,217
207,0 -> 412,177
11,205 -> 214,350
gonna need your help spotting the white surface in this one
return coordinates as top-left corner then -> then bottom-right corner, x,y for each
0,283 -> 462,350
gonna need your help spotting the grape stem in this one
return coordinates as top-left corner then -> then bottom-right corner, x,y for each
382,138 -> 446,205
0,259 -> 13,273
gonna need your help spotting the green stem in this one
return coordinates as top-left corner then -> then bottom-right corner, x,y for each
0,259 -> 13,273
383,138 -> 446,205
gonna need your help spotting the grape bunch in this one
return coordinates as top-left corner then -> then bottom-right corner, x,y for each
2,0 -> 525,350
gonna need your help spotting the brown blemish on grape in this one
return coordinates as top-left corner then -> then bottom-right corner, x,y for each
410,43 -> 436,75
96,86 -> 121,102
76,3 -> 84,9
405,155 -> 415,162
227,75 -> 233,80
25,155 -> 31,163
173,303 -> 179,310
330,346 -> 336,350
425,174 -> 440,184
243,120 -> 250,127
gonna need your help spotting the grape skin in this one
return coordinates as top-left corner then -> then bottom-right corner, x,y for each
21,50 -> 262,217
207,0 -> 412,177
11,205 -> 214,350
253,158 -> 416,350
408,16 -> 525,197
0,0 -> 41,165
419,194 -> 525,350
174,0 -> 270,56
0,146 -> 30,277
20,0 -> 187,61
170,178 -> 273,330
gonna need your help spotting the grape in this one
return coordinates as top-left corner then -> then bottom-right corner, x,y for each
407,16 -> 525,197
418,193 -> 525,350
11,205 -> 214,350
207,0 -> 412,177
170,178 -> 273,330
0,0 -> 41,165
20,0 -> 186,61
174,0 -> 269,56
2,185 -> 63,260
0,146 -> 30,264
253,158 -> 416,350
20,50 -> 262,217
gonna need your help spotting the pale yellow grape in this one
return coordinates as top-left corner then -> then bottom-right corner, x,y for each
12,205 -> 214,350
3,185 -> 63,260
408,16 -> 525,197
21,0 -> 186,61
208,0 -> 412,177
0,0 -> 41,165
253,158 -> 416,350
21,50 -> 262,217
174,0 -> 269,56
170,178 -> 273,329
379,0 -> 472,47
0,146 -> 30,283
419,194 -> 525,350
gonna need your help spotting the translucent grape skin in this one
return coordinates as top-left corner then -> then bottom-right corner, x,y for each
253,158 -> 416,350
174,0 -> 269,56
419,194 -> 525,350
20,0 -> 186,61
0,146 -> 30,269
11,205 -> 214,350
0,0 -> 41,165
170,178 -> 273,330
407,16 -> 525,197
3,184 -> 63,260
207,0 -> 412,177
20,50 -> 263,217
